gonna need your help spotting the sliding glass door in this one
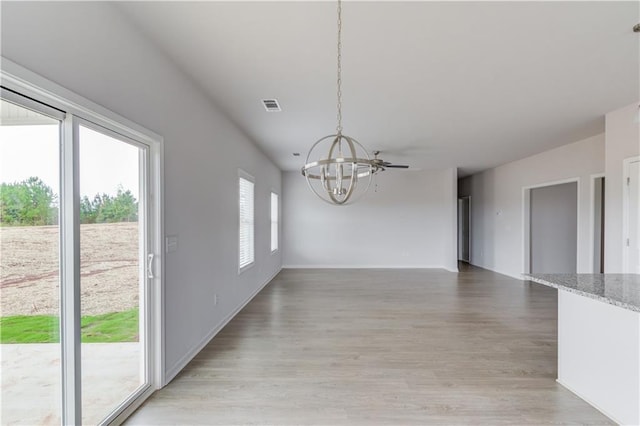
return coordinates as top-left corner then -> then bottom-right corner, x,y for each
0,87 -> 160,425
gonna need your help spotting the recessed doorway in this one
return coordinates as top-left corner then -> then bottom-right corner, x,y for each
458,196 -> 471,263
523,180 -> 578,274
592,175 -> 605,273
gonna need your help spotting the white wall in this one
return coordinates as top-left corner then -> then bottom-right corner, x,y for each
1,3 -> 282,382
461,134 -> 605,278
604,103 -> 640,272
283,168 -> 458,270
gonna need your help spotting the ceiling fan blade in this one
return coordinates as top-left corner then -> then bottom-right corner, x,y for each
385,164 -> 409,169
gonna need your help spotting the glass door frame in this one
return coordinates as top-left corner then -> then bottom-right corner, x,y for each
1,58 -> 164,425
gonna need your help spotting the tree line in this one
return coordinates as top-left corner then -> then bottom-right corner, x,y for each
0,177 -> 138,226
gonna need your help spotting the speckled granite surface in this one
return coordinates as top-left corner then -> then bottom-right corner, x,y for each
524,274 -> 640,313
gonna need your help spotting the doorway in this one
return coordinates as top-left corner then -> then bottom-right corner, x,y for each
458,196 -> 471,263
525,181 -> 578,274
592,175 -> 605,273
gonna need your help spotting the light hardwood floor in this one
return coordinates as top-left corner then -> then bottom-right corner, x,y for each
126,266 -> 613,425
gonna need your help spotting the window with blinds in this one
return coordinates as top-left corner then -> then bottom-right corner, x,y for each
239,175 -> 255,271
270,192 -> 278,252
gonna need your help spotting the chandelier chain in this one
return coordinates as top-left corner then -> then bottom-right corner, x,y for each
302,0 -> 385,205
336,0 -> 343,134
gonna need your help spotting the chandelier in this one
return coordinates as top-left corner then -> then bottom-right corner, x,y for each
301,0 -> 382,205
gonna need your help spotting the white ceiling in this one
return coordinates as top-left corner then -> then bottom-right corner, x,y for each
117,1 -> 639,176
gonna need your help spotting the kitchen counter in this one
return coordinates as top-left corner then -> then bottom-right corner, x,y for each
525,273 -> 640,312
523,273 -> 640,425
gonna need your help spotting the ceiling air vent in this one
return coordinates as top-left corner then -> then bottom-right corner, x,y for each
262,99 -> 281,112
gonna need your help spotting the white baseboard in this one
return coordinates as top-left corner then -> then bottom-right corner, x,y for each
556,379 -> 621,425
163,267 -> 282,385
283,264 -> 526,278
493,269 -> 524,281
467,261 -> 524,281
282,264 -> 448,269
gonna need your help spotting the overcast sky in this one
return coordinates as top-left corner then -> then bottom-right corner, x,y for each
0,124 -> 140,199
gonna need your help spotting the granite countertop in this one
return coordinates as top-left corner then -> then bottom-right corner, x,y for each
524,274 -> 640,313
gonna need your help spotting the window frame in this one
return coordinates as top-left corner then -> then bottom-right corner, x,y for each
238,169 -> 255,273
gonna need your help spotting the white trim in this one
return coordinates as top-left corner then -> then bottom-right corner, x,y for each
464,261 -> 526,281
0,87 -> 66,120
76,116 -> 150,151
164,267 -> 282,384
285,264 -> 471,271
270,190 -> 279,254
284,263 -> 527,281
99,385 -> 155,426
457,196 -> 471,263
492,269 -> 525,281
238,170 -> 256,273
151,135 -> 165,388
588,173 -> 605,273
467,195 -> 473,263
237,168 -> 255,183
521,177 -> 580,274
60,114 -> 82,425
622,156 -> 640,273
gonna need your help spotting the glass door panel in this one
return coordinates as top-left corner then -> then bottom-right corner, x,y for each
0,99 -> 62,425
78,124 -> 147,424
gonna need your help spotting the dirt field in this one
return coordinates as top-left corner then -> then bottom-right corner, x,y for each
0,222 -> 139,316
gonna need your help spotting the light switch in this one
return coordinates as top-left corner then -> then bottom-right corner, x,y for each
166,235 -> 178,253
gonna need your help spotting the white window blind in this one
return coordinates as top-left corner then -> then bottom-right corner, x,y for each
239,176 -> 254,270
270,192 -> 278,252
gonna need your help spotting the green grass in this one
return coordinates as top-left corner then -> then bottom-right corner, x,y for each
0,308 -> 138,344
0,315 -> 58,343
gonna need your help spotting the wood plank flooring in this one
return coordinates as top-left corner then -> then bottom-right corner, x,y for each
125,266 -> 613,425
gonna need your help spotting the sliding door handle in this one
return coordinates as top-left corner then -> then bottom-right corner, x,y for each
147,253 -> 155,279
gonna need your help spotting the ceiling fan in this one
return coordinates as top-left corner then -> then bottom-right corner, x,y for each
371,150 -> 410,171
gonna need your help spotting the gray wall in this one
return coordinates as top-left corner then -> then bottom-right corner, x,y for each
1,2 -> 282,382
283,168 -> 458,270
530,182 -> 577,273
462,99 -> 639,277
461,133 -> 604,278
